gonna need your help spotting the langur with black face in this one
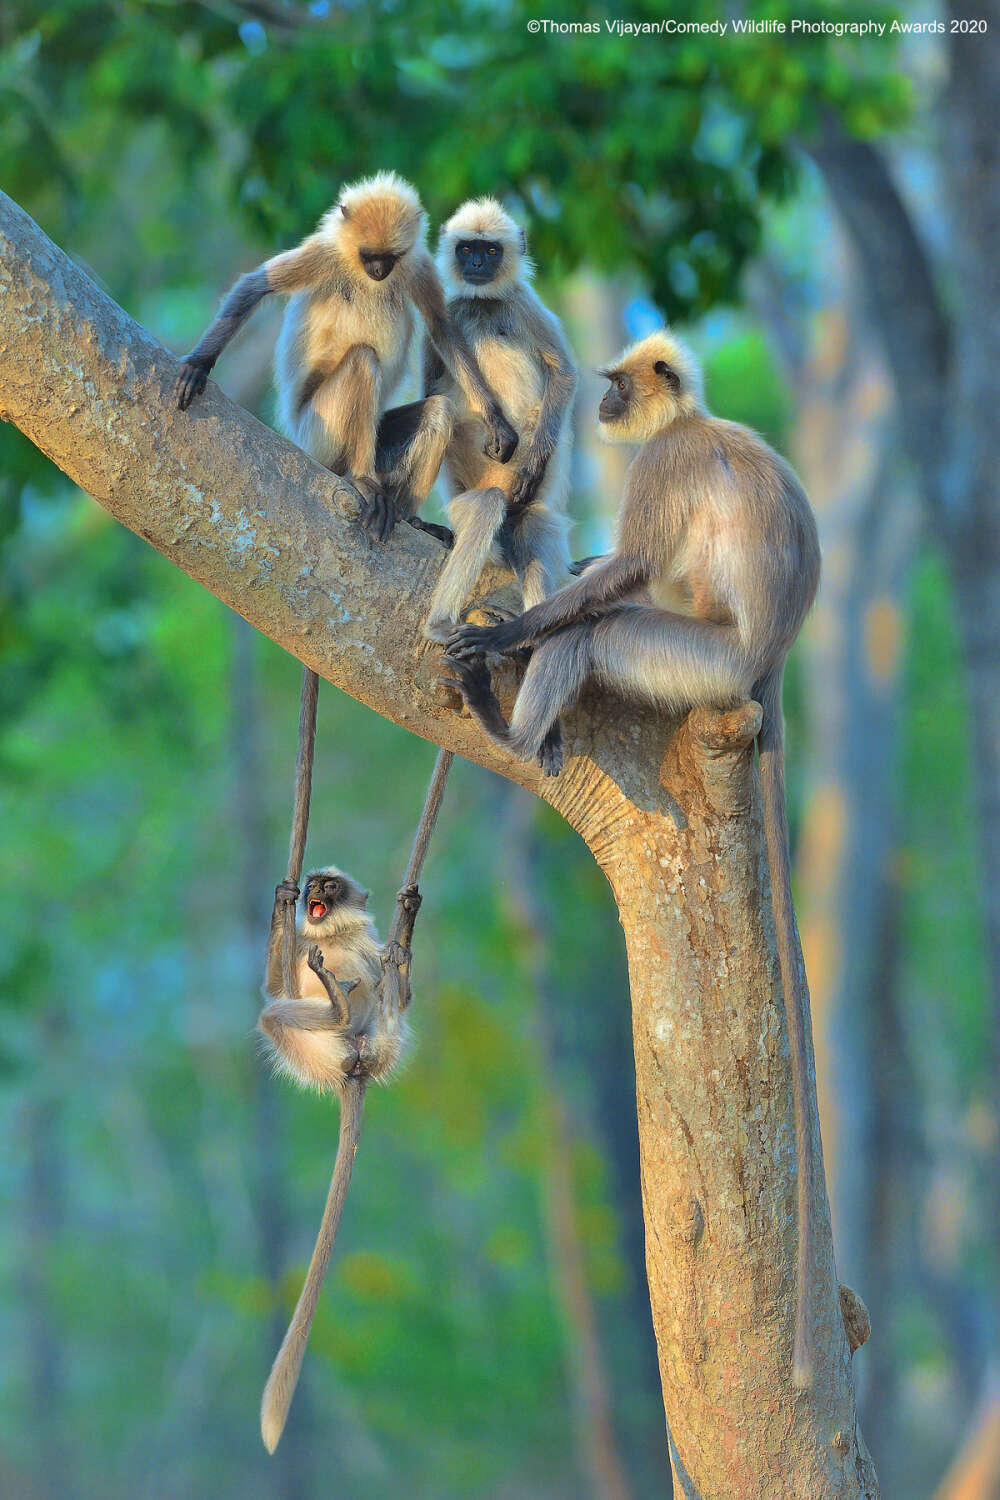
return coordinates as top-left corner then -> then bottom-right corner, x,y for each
257,866 -> 421,1451
175,173 -> 517,540
422,198 -> 577,642
443,329 -> 822,1387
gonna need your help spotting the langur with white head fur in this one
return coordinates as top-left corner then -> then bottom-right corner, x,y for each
175,173 -> 517,541
257,866 -> 421,1451
422,198 -> 577,641
443,329 -> 822,1388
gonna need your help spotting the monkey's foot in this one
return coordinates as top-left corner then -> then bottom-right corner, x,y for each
396,883 -> 422,916
407,517 -> 454,549
353,476 -> 395,543
438,652 -> 493,711
175,358 -> 211,411
422,616 -> 457,647
383,940 -> 411,973
537,723 -> 564,777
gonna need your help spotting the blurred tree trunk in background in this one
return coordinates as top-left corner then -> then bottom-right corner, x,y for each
21,1008 -> 68,1500
502,789 -> 634,1500
231,617 -> 307,1496
809,7 -> 1000,1376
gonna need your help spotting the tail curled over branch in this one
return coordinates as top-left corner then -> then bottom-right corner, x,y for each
757,664 -> 815,1389
260,1076 -> 366,1452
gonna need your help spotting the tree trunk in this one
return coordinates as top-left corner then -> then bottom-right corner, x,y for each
0,190 -> 876,1498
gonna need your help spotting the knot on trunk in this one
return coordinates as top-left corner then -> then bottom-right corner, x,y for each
839,1283 -> 871,1352
660,701 -> 762,819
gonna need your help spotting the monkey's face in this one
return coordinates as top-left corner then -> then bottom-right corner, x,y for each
455,238 -> 504,286
598,371 -> 634,427
359,249 -> 402,282
301,869 -> 369,932
597,355 -> 690,444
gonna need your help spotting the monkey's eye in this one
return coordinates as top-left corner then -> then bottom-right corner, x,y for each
616,378 -> 626,392
488,246 -> 498,255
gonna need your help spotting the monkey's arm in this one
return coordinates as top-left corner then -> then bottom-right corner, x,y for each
509,316 -> 577,509
265,879 -> 301,997
410,254 -> 518,464
175,236 -> 331,411
421,334 -> 448,399
446,551 -> 649,658
306,944 -> 357,1027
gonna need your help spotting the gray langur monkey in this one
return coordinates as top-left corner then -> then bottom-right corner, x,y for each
421,198 -> 577,642
442,329 -> 822,1388
257,865 -> 422,1451
175,172 -> 518,542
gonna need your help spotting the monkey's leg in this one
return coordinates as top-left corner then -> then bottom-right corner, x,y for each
297,346 -> 391,541
585,606 -> 746,710
502,504 -> 570,607
439,646 -> 571,775
376,397 -> 456,521
422,486 -> 507,644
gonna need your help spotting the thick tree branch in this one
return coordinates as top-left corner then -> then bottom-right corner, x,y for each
0,190 -> 877,1497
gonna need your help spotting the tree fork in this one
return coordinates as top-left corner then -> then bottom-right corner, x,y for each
0,190 -> 877,1498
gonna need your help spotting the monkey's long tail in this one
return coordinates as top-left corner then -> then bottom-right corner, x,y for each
260,1076 -> 366,1453
757,664 -> 815,1390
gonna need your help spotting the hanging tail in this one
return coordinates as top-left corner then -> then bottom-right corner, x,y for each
757,665 -> 815,1389
260,1077 -> 366,1452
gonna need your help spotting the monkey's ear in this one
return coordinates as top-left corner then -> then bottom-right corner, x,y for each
359,889 -> 370,908
339,202 -> 349,218
654,360 -> 681,393
518,228 -> 527,255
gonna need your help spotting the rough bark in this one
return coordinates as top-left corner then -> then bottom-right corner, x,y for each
0,190 -> 875,1498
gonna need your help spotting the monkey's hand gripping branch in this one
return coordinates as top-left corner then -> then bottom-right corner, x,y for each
379,883 -> 422,1016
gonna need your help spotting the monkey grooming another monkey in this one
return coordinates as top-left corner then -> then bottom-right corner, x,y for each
443,329 -> 822,1387
175,172 -> 517,541
257,866 -> 422,1450
421,198 -> 577,642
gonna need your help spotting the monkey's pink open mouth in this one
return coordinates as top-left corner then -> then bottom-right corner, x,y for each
308,901 -> 328,921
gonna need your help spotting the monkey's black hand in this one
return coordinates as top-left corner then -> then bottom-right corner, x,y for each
508,457 -> 547,509
306,943 -> 325,975
275,879 -> 300,907
483,407 -> 519,465
354,476 -> 395,543
568,554 -> 606,577
175,356 -> 213,411
445,616 -> 526,660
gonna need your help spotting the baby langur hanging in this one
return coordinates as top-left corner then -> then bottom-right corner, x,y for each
256,666 -> 452,1453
